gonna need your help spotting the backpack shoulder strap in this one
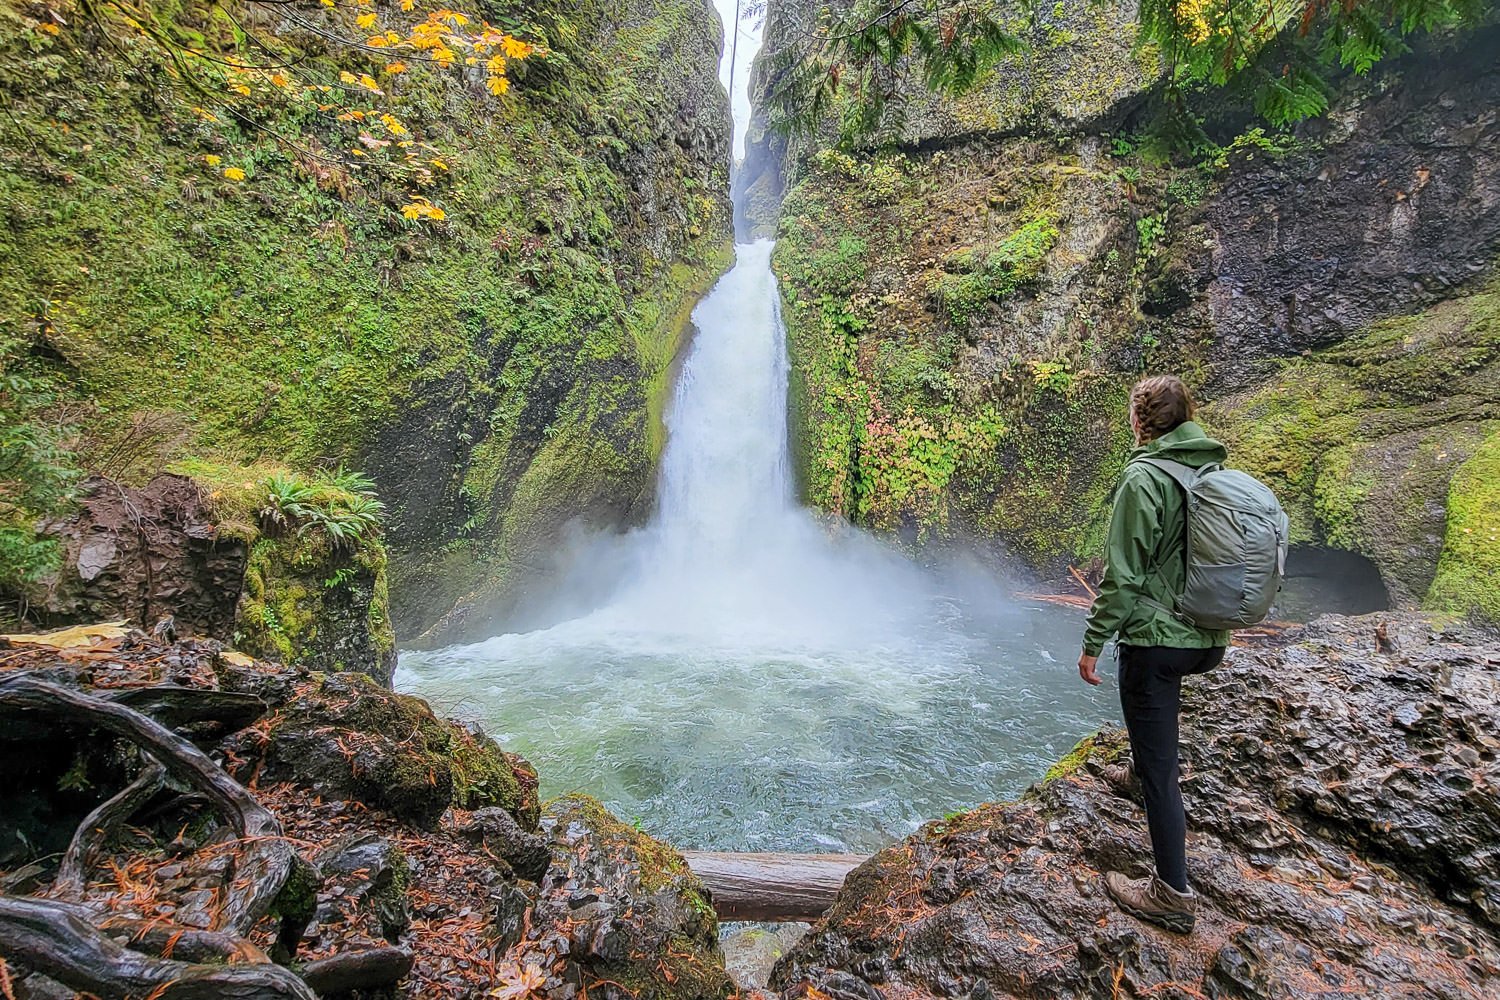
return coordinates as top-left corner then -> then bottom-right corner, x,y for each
1128,457 -> 1200,623
1133,456 -> 1201,491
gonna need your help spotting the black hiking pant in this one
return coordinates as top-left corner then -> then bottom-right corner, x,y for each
1117,643 -> 1225,893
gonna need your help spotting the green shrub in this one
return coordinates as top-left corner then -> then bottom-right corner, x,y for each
0,352 -> 78,589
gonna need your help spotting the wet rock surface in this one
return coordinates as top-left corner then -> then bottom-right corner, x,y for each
497,794 -> 732,1000
222,670 -> 538,829
21,475 -> 245,637
771,613 -> 1500,998
0,628 -> 717,999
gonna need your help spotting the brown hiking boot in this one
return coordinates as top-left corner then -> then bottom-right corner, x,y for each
1104,871 -> 1197,934
1097,759 -> 1140,795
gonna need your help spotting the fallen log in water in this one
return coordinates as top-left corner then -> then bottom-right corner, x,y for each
682,851 -> 866,922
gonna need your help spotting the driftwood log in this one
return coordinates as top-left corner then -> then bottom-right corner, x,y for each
682,851 -> 865,922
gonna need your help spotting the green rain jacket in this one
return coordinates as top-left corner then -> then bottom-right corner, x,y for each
1082,421 -> 1232,656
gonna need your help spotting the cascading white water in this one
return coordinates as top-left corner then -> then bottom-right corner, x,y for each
397,241 -> 1110,851
587,239 -> 967,655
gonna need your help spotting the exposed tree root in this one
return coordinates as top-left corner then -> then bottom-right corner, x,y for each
36,899 -> 270,965
106,687 -> 269,738
0,895 -> 318,1000
300,946 -> 415,995
52,762 -> 167,901
0,674 -> 290,935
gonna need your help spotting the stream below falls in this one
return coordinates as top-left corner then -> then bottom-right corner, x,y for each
397,241 -> 1116,854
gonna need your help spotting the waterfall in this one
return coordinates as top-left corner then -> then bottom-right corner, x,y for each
577,239 -> 952,653
652,241 -> 793,571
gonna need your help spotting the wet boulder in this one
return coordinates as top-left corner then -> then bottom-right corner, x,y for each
456,806 -> 551,882
503,794 -> 732,1000
308,833 -> 412,947
772,613 -> 1500,998
224,672 -> 539,828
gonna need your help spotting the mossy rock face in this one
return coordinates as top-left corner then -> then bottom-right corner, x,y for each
229,672 -> 538,829
888,0 -> 1159,145
1427,431 -> 1500,627
1206,281 -> 1500,608
761,26 -> 1500,612
774,140 -> 1144,567
236,533 -> 396,685
0,0 -> 732,641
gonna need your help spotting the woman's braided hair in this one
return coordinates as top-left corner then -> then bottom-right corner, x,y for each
1130,375 -> 1195,442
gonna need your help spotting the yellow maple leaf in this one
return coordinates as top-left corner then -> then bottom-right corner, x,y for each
367,36 -> 388,47
204,154 -> 221,166
430,157 -> 448,170
356,12 -> 377,27
401,203 -> 422,220
427,206 -> 446,220
230,83 -> 251,96
2,621 -> 129,649
37,22 -> 61,35
401,0 -> 415,9
339,70 -> 358,85
270,72 -> 290,87
486,75 -> 509,96
359,74 -> 382,92
501,36 -> 532,59
386,61 -> 408,73
223,167 -> 246,181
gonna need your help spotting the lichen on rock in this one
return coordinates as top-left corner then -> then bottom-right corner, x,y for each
505,794 -> 731,1000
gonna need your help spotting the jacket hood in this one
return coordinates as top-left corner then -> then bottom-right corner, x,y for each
1130,420 -> 1228,469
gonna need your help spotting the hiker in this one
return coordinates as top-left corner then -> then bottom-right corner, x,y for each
1075,375 -> 1230,935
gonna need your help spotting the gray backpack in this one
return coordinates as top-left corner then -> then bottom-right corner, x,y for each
1136,458 -> 1290,630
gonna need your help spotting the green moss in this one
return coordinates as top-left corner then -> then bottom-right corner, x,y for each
1204,363 -> 1365,543
544,794 -> 729,1000
977,377 -> 1133,564
1311,445 -> 1375,551
1426,431 -> 1500,626
278,672 -> 530,823
0,0 -> 731,637
1041,732 -> 1125,783
546,794 -> 695,895
929,217 -> 1059,330
272,857 -> 321,926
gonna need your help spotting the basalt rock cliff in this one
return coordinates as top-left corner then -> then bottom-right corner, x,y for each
743,0 -> 1499,625
0,0 -> 734,655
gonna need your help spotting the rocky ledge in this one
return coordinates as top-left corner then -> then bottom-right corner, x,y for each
771,613 -> 1500,998
0,629 -> 724,1000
